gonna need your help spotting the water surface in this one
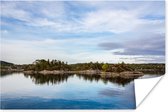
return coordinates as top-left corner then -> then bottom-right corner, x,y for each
1,73 -> 137,109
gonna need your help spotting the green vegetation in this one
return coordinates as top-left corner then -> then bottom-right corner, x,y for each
0,61 -> 14,66
23,59 -> 165,74
69,62 -> 103,71
102,63 -> 109,72
0,60 -> 165,74
0,60 -> 18,70
24,59 -> 69,71
126,63 -> 165,74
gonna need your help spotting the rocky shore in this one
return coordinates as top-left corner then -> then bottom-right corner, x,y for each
23,70 -> 143,79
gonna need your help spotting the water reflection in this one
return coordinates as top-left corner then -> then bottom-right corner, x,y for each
0,71 -> 18,77
1,72 -> 136,109
23,73 -> 74,85
99,88 -> 123,97
20,73 -> 135,86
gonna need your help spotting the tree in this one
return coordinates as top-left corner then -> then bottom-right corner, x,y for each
102,63 -> 109,72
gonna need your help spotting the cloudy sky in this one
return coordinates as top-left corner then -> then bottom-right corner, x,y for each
1,1 -> 165,64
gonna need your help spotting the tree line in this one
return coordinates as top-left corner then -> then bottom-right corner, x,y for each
1,59 -> 165,74
23,59 -> 134,72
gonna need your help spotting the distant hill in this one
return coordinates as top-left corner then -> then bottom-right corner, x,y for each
0,61 -> 14,66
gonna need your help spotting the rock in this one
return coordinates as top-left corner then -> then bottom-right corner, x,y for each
39,70 -> 65,75
23,70 -> 144,79
119,71 -> 143,78
100,71 -> 143,79
23,70 -> 35,74
100,72 -> 119,78
74,70 -> 101,75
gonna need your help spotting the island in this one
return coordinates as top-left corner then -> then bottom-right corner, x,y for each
0,59 -> 165,79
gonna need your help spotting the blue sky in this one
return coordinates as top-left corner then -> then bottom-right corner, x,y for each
1,1 -> 165,64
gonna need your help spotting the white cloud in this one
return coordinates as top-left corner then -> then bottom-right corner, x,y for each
30,18 -> 56,27
1,2 -> 31,22
1,1 -> 165,64
81,9 -> 137,33
1,1 -> 164,34
119,55 -> 165,63
0,38 -> 121,64
1,37 -> 165,64
0,30 -> 8,34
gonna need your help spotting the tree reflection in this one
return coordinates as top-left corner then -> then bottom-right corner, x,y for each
23,73 -> 134,86
0,71 -> 21,77
23,73 -> 74,85
75,74 -> 134,86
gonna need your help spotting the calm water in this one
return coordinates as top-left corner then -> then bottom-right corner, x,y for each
0,72 -> 137,109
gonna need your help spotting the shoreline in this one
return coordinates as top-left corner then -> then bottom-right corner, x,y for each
23,70 -> 144,79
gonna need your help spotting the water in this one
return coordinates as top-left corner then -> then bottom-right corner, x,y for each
0,73 -> 137,109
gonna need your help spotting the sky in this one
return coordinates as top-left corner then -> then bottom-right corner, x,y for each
0,1 -> 165,64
